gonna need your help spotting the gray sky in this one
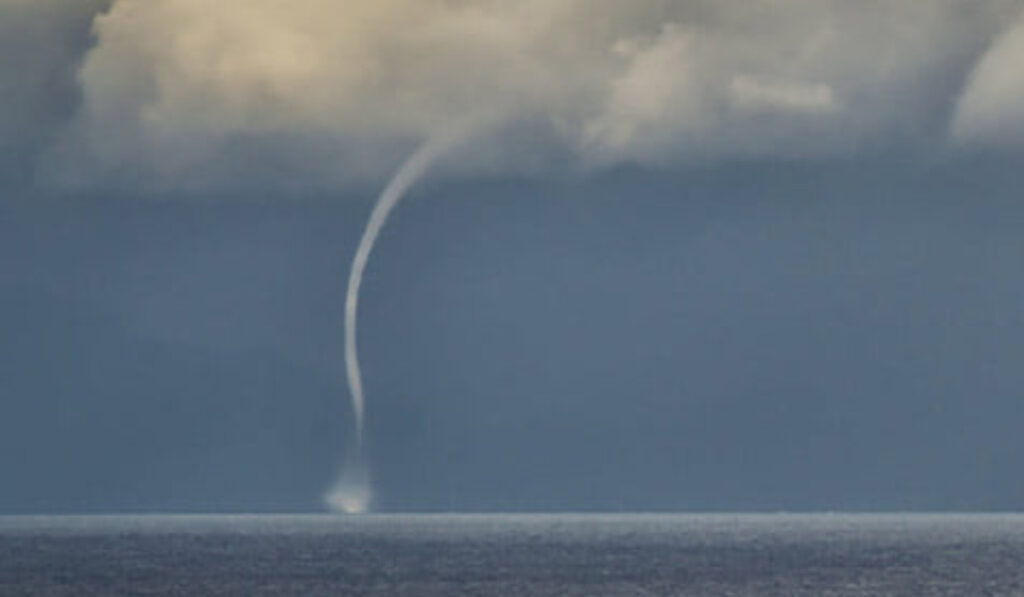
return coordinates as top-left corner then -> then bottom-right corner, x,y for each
2,1 -> 1024,513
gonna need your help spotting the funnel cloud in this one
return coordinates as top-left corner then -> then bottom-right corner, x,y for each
329,126 -> 478,512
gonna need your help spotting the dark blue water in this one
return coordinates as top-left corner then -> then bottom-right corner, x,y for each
3,514 -> 1024,595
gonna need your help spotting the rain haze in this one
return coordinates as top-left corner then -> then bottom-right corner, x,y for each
3,0 -> 1024,515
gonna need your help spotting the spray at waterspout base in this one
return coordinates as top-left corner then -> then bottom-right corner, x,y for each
325,456 -> 372,514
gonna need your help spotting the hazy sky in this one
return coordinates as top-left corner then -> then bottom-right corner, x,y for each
2,0 -> 1024,513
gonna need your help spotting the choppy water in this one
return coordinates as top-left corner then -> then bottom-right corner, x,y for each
2,513 -> 1024,595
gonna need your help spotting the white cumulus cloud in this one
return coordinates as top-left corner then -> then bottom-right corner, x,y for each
17,0 -> 1023,189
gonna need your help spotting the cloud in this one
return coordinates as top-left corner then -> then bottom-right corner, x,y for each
0,0 -> 108,188
579,20 -> 848,164
729,76 -> 838,115
13,0 -> 1023,189
952,6 -> 1024,146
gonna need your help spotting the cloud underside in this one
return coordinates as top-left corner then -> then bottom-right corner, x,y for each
9,0 -> 1024,189
953,9 -> 1024,145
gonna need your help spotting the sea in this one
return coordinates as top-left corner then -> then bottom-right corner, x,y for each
2,513 -> 1024,595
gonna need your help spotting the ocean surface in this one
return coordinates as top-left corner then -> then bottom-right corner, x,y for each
2,513 -> 1024,595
